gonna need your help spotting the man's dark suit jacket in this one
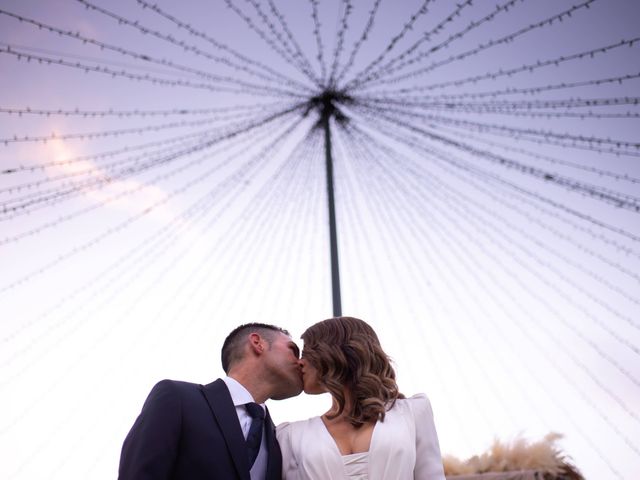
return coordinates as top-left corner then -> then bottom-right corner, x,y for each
118,378 -> 282,480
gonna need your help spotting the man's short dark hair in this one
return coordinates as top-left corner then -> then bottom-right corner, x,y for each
221,323 -> 290,373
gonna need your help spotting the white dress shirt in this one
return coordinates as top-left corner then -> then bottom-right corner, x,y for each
223,376 -> 268,480
277,393 -> 445,480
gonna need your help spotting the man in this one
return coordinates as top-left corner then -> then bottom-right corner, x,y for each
118,323 -> 303,480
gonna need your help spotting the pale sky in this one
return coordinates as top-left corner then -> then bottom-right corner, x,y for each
1,0 -> 639,479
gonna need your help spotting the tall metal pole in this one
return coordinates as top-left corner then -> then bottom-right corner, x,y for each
320,100 -> 342,317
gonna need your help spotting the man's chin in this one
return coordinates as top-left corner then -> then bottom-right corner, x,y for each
271,383 -> 303,400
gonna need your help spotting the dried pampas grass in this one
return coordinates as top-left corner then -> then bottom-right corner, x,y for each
443,433 -> 584,480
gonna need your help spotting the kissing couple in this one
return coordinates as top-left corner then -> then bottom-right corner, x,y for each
118,316 -> 445,480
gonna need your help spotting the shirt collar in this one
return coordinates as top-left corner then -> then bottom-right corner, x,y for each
223,376 -> 264,408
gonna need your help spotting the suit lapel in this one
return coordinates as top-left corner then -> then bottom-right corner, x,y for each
264,407 -> 283,480
201,379 -> 250,480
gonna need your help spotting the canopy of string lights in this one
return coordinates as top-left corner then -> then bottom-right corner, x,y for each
1,1 -> 639,479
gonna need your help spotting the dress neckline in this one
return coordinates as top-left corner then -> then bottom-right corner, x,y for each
342,451 -> 369,459
315,415 -> 379,457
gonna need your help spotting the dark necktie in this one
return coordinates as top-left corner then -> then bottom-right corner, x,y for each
244,402 -> 265,468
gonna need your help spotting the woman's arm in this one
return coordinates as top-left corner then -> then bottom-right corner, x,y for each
276,422 -> 298,480
410,394 -> 446,480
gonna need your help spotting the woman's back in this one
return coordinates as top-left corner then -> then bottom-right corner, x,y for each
277,394 -> 445,480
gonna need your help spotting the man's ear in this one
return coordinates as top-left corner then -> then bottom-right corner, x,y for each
248,332 -> 264,355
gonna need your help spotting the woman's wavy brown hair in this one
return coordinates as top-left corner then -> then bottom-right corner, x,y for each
301,316 -> 404,427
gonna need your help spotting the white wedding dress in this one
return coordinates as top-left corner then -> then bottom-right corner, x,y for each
277,394 -> 446,480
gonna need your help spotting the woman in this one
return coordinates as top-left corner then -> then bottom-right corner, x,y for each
277,317 -> 445,479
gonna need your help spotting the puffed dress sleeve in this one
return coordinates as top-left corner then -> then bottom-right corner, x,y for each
409,393 -> 446,480
276,421 -> 299,480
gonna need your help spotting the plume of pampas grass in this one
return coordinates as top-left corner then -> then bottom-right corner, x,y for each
443,433 -> 584,479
